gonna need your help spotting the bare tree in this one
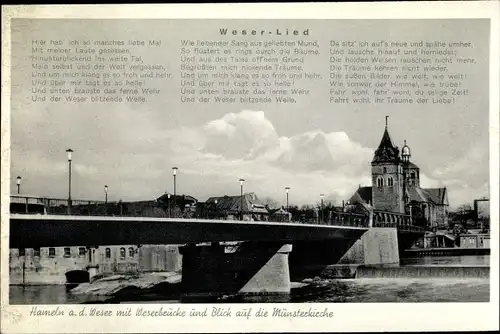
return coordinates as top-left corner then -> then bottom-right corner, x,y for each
455,203 -> 473,214
261,197 -> 280,210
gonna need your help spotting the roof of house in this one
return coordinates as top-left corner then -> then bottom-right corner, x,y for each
270,207 -> 291,216
403,161 -> 420,170
156,193 -> 197,203
372,128 -> 400,163
349,185 -> 448,208
349,186 -> 372,204
348,186 -> 373,212
423,188 -> 448,205
407,187 -> 429,203
407,187 -> 448,205
206,192 -> 268,214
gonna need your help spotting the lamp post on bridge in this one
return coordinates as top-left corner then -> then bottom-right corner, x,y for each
285,187 -> 290,211
66,149 -> 73,214
320,193 -> 325,223
104,185 -> 108,204
16,176 -> 21,194
167,193 -> 171,217
239,178 -> 245,221
172,167 -> 178,217
214,199 -> 218,219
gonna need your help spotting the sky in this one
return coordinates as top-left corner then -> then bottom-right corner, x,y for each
9,19 -> 491,209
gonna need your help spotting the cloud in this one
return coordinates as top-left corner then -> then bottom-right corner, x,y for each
11,109 -> 488,207
162,110 -> 374,204
273,130 -> 373,176
430,146 -> 489,207
201,110 -> 280,159
432,146 -> 488,182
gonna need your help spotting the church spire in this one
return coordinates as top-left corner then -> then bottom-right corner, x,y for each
402,139 -> 411,163
372,117 -> 400,163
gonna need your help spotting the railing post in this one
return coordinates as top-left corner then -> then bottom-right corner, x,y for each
25,197 -> 28,213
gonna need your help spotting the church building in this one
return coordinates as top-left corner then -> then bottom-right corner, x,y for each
349,118 -> 449,229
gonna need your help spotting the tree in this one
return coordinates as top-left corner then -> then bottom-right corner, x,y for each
286,205 -> 300,221
261,197 -> 280,210
455,203 -> 472,214
450,203 -> 475,228
452,223 -> 467,247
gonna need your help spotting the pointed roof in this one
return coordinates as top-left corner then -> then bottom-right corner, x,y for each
407,187 -> 431,203
156,193 -> 197,204
407,187 -> 448,206
348,186 -> 373,213
349,186 -> 372,204
372,126 -> 400,163
403,161 -> 420,170
423,188 -> 448,206
206,192 -> 268,214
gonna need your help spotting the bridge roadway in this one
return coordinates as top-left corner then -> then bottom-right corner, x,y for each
9,214 -> 368,248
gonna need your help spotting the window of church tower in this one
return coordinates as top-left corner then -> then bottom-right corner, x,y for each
411,172 -> 415,179
377,177 -> 384,188
387,177 -> 394,187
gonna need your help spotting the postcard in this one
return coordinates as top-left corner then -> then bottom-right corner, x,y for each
1,2 -> 499,333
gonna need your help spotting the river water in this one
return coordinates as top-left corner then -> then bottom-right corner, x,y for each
10,256 -> 490,304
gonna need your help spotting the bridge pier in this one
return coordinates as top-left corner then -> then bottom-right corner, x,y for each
179,242 -> 292,302
339,227 -> 400,265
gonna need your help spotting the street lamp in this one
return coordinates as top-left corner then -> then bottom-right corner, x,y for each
239,178 -> 245,221
16,176 -> 21,194
104,185 -> 108,204
285,187 -> 290,210
66,149 -> 73,214
320,194 -> 325,223
172,167 -> 178,216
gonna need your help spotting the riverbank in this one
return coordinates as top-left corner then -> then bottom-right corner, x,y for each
69,272 -> 182,302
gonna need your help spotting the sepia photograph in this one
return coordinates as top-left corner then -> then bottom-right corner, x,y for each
1,3 -> 499,333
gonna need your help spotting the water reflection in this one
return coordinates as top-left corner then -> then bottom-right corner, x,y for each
10,285 -> 109,305
10,277 -> 490,304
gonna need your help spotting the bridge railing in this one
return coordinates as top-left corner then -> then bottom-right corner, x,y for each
372,210 -> 425,232
327,211 -> 370,228
10,195 -> 108,215
279,213 -> 369,228
9,195 -> 372,228
10,195 -> 424,231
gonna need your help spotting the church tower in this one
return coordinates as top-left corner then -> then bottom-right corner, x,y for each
401,140 -> 420,188
371,117 -> 405,213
